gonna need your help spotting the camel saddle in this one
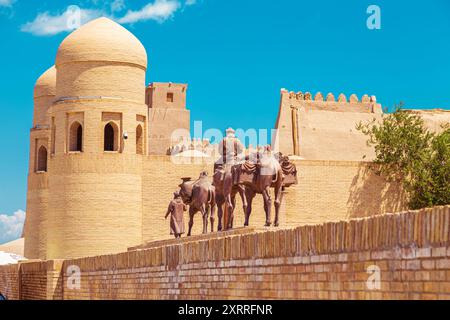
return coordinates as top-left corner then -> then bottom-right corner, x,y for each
279,158 -> 298,187
235,158 -> 298,187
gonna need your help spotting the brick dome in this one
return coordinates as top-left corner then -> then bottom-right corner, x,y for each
55,17 -> 147,69
34,66 -> 56,98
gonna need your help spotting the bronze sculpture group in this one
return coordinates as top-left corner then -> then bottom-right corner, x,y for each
165,128 -> 298,238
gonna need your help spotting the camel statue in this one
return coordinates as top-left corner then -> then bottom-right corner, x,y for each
178,171 -> 216,236
236,148 -> 298,227
213,128 -> 247,231
213,165 -> 247,231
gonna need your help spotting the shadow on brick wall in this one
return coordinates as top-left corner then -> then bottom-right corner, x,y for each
347,164 -> 407,219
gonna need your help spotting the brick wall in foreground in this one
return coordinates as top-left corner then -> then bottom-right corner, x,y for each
0,264 -> 19,300
17,260 -> 64,300
1,206 -> 449,300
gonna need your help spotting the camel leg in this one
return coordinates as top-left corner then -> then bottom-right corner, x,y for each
229,193 -> 237,229
244,189 -> 255,227
187,207 -> 196,237
225,194 -> 234,230
262,187 -> 272,227
223,172 -> 234,230
216,195 -> 225,232
201,205 -> 208,235
238,185 -> 248,217
210,200 -> 216,233
274,182 -> 284,227
209,190 -> 216,233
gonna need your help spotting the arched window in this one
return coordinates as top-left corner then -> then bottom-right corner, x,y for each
37,146 -> 48,172
69,122 -> 83,152
136,125 -> 143,155
104,122 -> 118,152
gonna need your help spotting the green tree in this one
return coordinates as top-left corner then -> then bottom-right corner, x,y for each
357,105 -> 450,209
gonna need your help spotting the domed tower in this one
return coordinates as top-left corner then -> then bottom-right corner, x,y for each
44,17 -> 147,259
24,66 -> 56,259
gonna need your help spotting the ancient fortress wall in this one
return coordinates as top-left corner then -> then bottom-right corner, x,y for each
0,264 -> 19,300
25,18 -> 150,260
2,206 -> 450,300
24,171 -> 48,259
407,109 -> 450,133
273,90 -> 383,161
24,120 -> 407,259
24,66 -> 55,259
43,98 -> 147,260
29,100 -> 148,260
24,152 -> 406,259
142,156 -> 212,242
45,153 -> 144,260
146,83 -> 190,155
141,157 -> 406,243
273,90 -> 450,162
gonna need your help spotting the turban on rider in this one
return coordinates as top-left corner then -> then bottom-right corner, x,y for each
226,128 -> 235,136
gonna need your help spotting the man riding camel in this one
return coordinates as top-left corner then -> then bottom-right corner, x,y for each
212,128 -> 247,230
215,128 -> 245,170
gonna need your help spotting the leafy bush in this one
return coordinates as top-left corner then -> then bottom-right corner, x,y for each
357,105 -> 450,209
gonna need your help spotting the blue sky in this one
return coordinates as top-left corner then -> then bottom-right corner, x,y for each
0,0 -> 449,243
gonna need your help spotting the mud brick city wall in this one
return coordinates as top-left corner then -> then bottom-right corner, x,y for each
24,155 -> 406,260
61,206 -> 450,300
2,205 -> 449,300
0,264 -> 19,300
142,157 -> 406,242
15,260 -> 63,300
143,156 -> 212,242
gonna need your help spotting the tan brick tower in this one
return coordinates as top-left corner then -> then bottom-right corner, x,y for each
25,17 -> 148,259
23,66 -> 56,259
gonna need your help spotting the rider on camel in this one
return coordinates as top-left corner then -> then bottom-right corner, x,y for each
215,128 -> 245,172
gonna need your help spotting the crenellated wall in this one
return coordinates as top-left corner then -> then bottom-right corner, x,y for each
2,206 -> 450,300
273,89 -> 383,161
283,90 -> 381,112
273,89 -> 450,162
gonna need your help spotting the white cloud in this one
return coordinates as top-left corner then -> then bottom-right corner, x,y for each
118,0 -> 180,24
0,0 -> 14,7
21,6 -> 103,36
185,0 -> 196,6
0,210 -> 25,245
22,0 -> 198,36
111,0 -> 126,12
